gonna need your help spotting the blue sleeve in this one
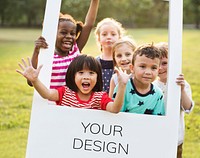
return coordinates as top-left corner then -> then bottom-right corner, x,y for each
153,94 -> 165,115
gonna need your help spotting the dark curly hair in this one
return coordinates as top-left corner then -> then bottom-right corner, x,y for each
59,13 -> 83,39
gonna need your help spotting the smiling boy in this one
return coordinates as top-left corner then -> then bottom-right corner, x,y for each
113,43 -> 165,115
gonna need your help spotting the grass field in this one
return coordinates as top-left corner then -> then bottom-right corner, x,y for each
0,28 -> 199,158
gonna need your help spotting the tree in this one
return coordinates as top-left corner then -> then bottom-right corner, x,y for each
0,1 -> 12,26
191,0 -> 200,28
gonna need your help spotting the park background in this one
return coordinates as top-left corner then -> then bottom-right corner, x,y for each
0,0 -> 200,157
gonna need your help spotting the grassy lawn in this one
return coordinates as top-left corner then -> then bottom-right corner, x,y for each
0,28 -> 199,158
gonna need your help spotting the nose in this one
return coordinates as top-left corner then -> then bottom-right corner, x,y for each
83,73 -> 90,79
145,68 -> 151,75
121,55 -> 126,61
65,33 -> 72,38
106,33 -> 112,39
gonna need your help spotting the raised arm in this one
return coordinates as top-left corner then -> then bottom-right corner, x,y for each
17,58 -> 58,101
106,68 -> 131,113
76,0 -> 100,51
109,76 -> 116,98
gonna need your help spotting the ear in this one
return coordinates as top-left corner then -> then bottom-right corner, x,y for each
129,64 -> 134,74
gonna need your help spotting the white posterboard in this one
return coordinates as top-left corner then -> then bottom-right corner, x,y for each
26,0 -> 182,157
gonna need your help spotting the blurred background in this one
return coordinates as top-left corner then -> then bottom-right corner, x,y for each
0,0 -> 200,158
0,0 -> 199,29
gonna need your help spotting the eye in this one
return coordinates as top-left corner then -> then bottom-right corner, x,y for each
89,71 -> 96,75
101,33 -> 107,36
152,66 -> 158,70
60,31 -> 67,36
78,71 -> 84,74
162,62 -> 168,66
70,32 -> 76,36
125,52 -> 131,57
116,54 -> 122,58
112,33 -> 117,36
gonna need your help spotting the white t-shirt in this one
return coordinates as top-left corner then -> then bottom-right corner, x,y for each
153,79 -> 194,145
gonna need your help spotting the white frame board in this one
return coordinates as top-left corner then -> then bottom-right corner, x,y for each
25,0 -> 183,157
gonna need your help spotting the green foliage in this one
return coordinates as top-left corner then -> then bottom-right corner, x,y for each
0,0 -> 199,28
0,28 -> 199,158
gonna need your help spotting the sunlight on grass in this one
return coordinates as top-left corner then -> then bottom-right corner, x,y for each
0,28 -> 199,158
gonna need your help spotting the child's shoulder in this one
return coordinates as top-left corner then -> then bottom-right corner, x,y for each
152,83 -> 163,93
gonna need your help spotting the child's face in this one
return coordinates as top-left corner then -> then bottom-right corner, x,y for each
131,55 -> 160,86
75,69 -> 97,97
114,44 -> 133,71
56,21 -> 76,54
158,57 -> 168,82
98,24 -> 120,49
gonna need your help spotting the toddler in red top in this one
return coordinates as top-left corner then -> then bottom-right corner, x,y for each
17,55 -> 131,113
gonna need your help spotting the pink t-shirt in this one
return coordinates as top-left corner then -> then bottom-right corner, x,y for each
50,43 -> 80,89
56,86 -> 113,110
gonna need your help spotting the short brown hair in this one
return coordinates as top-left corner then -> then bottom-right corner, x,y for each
132,43 -> 161,65
155,42 -> 168,59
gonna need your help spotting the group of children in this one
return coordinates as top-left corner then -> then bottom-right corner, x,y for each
16,1 -> 194,157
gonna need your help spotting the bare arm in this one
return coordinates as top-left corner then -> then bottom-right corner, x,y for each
27,36 -> 48,86
106,68 -> 131,113
176,74 -> 193,110
109,76 -> 116,98
17,58 -> 59,101
76,0 -> 100,51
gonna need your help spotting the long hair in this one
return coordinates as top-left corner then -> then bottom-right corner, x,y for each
66,55 -> 103,92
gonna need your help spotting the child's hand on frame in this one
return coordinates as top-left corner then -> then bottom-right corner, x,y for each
176,74 -> 185,91
16,57 -> 43,83
35,36 -> 48,51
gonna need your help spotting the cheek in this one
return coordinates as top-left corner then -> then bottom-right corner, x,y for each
113,36 -> 120,42
115,58 -> 121,64
128,57 -> 132,62
74,74 -> 80,82
92,76 -> 98,85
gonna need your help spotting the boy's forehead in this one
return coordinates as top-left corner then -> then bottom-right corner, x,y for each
135,54 -> 160,64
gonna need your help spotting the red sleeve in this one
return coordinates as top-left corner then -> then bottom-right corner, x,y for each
100,92 -> 113,110
56,86 -> 65,105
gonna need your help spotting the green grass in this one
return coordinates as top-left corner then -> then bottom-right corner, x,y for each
0,28 -> 199,158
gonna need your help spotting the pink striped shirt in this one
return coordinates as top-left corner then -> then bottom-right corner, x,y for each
56,86 -> 113,110
50,43 -> 80,89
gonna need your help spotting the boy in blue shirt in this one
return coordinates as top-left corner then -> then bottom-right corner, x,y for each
113,43 -> 165,115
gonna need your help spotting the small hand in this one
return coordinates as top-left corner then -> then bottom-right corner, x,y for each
16,57 -> 43,82
114,67 -> 132,85
176,74 -> 185,91
35,36 -> 48,50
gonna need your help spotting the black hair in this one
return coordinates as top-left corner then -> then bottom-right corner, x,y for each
66,55 -> 103,92
59,13 -> 83,39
